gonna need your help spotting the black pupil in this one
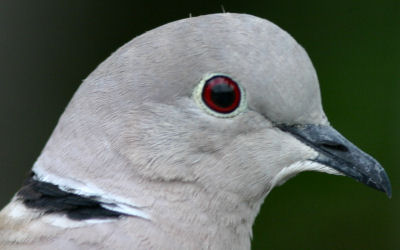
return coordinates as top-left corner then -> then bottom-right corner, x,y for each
210,83 -> 235,108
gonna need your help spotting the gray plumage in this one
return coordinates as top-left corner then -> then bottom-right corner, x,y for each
0,13 -> 390,250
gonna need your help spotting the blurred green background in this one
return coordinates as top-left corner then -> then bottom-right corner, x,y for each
0,1 -> 398,249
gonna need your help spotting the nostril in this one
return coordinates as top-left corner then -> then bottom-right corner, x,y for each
320,141 -> 349,152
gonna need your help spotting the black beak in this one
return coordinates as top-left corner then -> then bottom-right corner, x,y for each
278,124 -> 392,198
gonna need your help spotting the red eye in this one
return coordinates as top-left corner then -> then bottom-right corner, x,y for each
201,76 -> 241,114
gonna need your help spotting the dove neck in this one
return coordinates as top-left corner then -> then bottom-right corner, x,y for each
137,180 -> 263,250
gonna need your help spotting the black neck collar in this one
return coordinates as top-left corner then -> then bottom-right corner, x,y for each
17,172 -> 126,221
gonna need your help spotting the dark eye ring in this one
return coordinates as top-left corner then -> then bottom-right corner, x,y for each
193,73 -> 247,118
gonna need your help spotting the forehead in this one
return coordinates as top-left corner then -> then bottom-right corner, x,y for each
91,13 -> 327,125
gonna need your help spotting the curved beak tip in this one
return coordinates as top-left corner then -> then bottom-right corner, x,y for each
366,164 -> 392,198
381,173 -> 392,199
386,189 -> 392,199
370,177 -> 392,198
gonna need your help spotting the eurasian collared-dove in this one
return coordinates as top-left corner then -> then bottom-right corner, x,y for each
0,13 -> 391,250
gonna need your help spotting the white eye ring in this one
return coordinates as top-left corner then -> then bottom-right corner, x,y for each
192,73 -> 247,118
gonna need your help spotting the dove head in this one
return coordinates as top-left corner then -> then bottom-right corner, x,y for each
33,13 -> 390,236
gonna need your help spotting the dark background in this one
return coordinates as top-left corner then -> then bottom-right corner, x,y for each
0,1 -> 398,249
